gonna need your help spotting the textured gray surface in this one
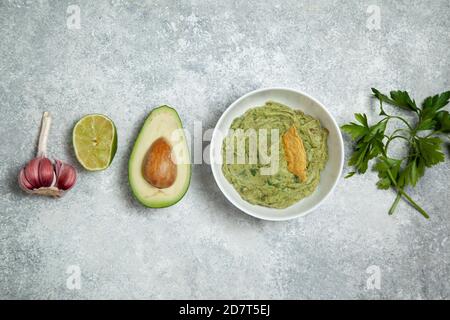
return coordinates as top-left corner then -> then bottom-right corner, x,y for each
0,0 -> 449,299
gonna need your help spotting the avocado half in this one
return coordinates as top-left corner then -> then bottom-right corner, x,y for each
128,106 -> 191,208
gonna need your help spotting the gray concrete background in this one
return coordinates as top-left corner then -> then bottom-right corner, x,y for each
0,0 -> 449,299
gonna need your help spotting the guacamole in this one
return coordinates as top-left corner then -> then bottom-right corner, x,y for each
221,101 -> 328,208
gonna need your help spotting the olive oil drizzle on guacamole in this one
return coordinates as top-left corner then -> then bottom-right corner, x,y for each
222,101 -> 329,209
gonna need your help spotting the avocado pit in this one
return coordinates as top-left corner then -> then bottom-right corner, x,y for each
142,137 -> 177,189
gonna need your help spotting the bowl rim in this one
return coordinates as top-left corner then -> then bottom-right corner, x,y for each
210,87 -> 344,221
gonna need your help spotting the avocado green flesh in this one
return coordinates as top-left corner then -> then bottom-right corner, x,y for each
128,106 -> 191,208
221,101 -> 328,209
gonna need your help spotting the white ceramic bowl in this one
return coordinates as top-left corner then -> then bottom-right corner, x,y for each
210,88 -> 344,221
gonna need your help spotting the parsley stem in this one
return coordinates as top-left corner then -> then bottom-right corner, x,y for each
397,189 -> 430,219
385,169 -> 429,219
391,128 -> 410,135
385,115 -> 414,130
388,192 -> 402,215
385,135 -> 410,150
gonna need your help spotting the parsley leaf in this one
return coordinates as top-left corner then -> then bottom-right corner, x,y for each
398,157 -> 425,188
415,137 -> 445,167
342,114 -> 386,174
419,91 -> 450,131
341,113 -> 368,140
372,88 -> 418,112
374,156 -> 402,190
434,110 -> 450,133
422,91 -> 450,112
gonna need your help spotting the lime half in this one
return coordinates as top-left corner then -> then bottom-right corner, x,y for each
73,114 -> 117,171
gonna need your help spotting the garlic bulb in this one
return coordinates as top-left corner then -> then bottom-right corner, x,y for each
18,112 -> 77,197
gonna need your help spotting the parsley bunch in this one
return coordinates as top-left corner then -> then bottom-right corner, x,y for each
342,88 -> 450,219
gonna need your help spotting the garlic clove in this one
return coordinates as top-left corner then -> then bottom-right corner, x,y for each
55,160 -> 77,191
18,168 -> 34,191
24,158 -> 41,189
38,157 -> 55,187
